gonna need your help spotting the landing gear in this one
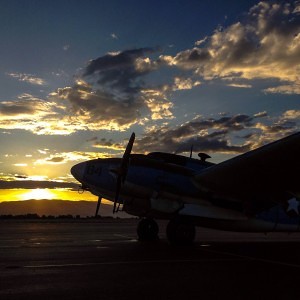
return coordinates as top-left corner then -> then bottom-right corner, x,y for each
137,218 -> 159,241
166,217 -> 196,245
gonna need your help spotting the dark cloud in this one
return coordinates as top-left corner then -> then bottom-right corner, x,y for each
93,138 -> 122,150
134,127 -> 250,154
0,180 -> 77,190
14,175 -> 28,179
0,101 -> 36,116
58,82 -> 144,129
84,48 -> 155,76
132,111 -> 299,155
86,136 -> 98,142
179,133 -> 251,153
260,120 -> 297,135
55,47 -> 173,130
170,48 -> 211,69
94,138 -> 114,148
167,114 -> 254,138
46,157 -> 65,163
133,113 -> 260,154
83,48 -> 157,99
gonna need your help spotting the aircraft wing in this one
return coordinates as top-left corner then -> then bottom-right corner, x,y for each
193,132 -> 300,213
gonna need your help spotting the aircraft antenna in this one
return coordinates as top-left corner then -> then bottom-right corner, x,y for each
198,152 -> 211,162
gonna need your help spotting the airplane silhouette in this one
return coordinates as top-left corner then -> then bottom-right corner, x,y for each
71,132 -> 300,245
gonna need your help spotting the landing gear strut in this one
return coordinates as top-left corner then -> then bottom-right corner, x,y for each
166,217 -> 196,245
137,218 -> 159,241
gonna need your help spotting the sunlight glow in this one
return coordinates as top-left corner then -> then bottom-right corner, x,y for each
0,188 -> 111,204
20,189 -> 56,200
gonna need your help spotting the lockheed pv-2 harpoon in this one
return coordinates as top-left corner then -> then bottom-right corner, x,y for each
71,132 -> 300,245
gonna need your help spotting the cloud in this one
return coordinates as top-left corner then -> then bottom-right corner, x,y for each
282,109 -> 300,120
34,151 -> 109,166
7,72 -> 46,85
83,48 -> 156,79
13,163 -> 28,167
195,37 -> 208,46
0,94 -> 76,135
0,94 -> 53,118
92,138 -> 123,151
172,77 -> 201,91
253,111 -> 268,118
133,113 -> 259,154
227,83 -> 252,88
142,88 -> 174,120
159,1 -> 300,93
63,45 -> 70,51
46,157 -> 65,163
111,33 -> 118,39
264,83 -> 300,94
55,80 -> 144,131
133,111 -> 298,155
1,2 -> 299,137
86,136 -> 98,142
0,48 -> 169,134
0,48 -> 174,134
52,48 -> 174,131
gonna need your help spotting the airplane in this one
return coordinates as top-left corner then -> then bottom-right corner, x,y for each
71,131 -> 300,245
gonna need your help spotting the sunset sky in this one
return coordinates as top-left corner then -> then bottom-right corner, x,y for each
0,0 -> 299,206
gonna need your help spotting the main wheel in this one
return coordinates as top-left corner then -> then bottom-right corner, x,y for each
137,218 -> 159,241
166,217 -> 195,245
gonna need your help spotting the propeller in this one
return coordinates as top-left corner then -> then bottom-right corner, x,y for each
95,196 -> 102,218
113,132 -> 135,213
189,145 -> 194,159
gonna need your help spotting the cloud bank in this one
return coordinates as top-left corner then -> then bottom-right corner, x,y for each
90,110 -> 299,155
159,1 -> 300,90
0,1 -> 299,139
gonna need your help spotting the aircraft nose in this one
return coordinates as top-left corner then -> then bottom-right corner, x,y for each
71,162 -> 86,182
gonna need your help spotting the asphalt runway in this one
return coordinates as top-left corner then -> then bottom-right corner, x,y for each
1,220 -> 300,300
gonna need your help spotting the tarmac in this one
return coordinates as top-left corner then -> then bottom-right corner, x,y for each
1,219 -> 300,300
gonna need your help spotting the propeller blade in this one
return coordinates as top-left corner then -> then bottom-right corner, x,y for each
120,132 -> 135,181
113,132 -> 135,213
123,132 -> 135,160
95,196 -> 102,217
113,176 -> 122,213
189,145 -> 194,159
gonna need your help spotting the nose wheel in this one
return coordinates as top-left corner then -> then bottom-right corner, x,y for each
137,218 -> 159,241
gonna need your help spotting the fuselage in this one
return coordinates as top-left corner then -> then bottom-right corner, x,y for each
71,153 -> 208,212
71,152 -> 300,232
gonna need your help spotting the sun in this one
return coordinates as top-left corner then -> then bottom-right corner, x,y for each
20,189 -> 56,200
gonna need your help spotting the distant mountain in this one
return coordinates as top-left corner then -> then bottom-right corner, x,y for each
0,200 -> 129,218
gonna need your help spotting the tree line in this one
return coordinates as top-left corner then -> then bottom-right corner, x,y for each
0,214 -> 114,219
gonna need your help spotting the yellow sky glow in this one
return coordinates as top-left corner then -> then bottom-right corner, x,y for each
0,188 -> 111,204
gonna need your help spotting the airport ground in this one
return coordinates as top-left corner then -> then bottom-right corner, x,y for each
1,219 -> 300,300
